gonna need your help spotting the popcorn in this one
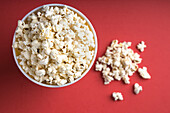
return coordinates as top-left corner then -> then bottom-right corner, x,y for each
47,39 -> 54,48
34,76 -> 40,81
50,49 -> 59,60
138,67 -> 151,79
12,42 -> 18,48
37,54 -> 43,60
44,48 -> 51,55
137,41 -> 146,52
38,56 -> 49,65
54,75 -> 67,86
31,40 -> 41,48
59,65 -> 66,73
102,67 -> 110,76
134,83 -> 143,94
19,60 -> 26,66
112,92 -> 123,101
114,74 -> 121,81
74,72 -> 82,78
21,51 -> 30,60
30,54 -> 38,65
48,76 -> 54,84
59,79 -> 67,85
95,40 -> 150,100
103,75 -> 114,85
69,76 -> 74,82
122,75 -> 130,84
95,40 -> 142,85
13,5 -> 95,86
66,71 -> 74,76
53,25 -> 62,33
95,61 -> 103,71
35,69 -> 46,76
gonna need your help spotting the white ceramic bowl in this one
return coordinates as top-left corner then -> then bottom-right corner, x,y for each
12,4 -> 98,88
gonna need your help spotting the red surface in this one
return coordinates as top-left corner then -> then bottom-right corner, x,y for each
1,0 -> 170,113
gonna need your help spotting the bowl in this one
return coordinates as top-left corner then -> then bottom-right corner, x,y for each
12,4 -> 98,88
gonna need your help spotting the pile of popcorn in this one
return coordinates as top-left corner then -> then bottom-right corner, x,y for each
12,5 -> 95,86
95,40 -> 142,85
95,40 -> 151,101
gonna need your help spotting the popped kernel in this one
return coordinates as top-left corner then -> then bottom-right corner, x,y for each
137,41 -> 146,52
138,67 -> 151,79
134,83 -> 143,94
112,92 -> 123,101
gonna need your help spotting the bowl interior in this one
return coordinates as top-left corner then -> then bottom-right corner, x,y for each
12,4 -> 98,88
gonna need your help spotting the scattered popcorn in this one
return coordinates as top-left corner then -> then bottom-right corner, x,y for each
138,67 -> 151,79
95,40 -> 142,85
122,75 -> 130,84
112,92 -> 123,101
13,5 -> 95,86
137,41 -> 146,52
134,83 -> 143,94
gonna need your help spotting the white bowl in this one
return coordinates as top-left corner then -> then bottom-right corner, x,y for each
12,4 -> 98,88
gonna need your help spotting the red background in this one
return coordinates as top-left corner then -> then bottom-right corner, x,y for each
1,0 -> 170,113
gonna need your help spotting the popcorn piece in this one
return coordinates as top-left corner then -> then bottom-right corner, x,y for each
69,76 -> 74,83
12,42 -> 18,48
50,49 -> 59,60
95,61 -> 103,71
35,69 -> 46,76
38,56 -> 49,65
54,75 -> 67,86
103,75 -> 114,85
59,65 -> 66,73
30,54 -> 38,65
74,72 -> 82,78
122,75 -> 130,84
112,92 -> 123,101
134,83 -> 143,94
114,74 -> 121,81
138,67 -> 151,79
37,54 -> 43,60
34,76 -> 40,81
21,51 -> 30,60
102,67 -> 110,76
137,41 -> 146,52
59,79 -> 67,85
31,40 -> 41,48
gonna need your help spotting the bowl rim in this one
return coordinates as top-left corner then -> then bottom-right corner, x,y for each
12,3 -> 98,88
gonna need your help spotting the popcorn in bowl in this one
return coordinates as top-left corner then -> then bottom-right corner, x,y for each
12,4 -> 97,87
